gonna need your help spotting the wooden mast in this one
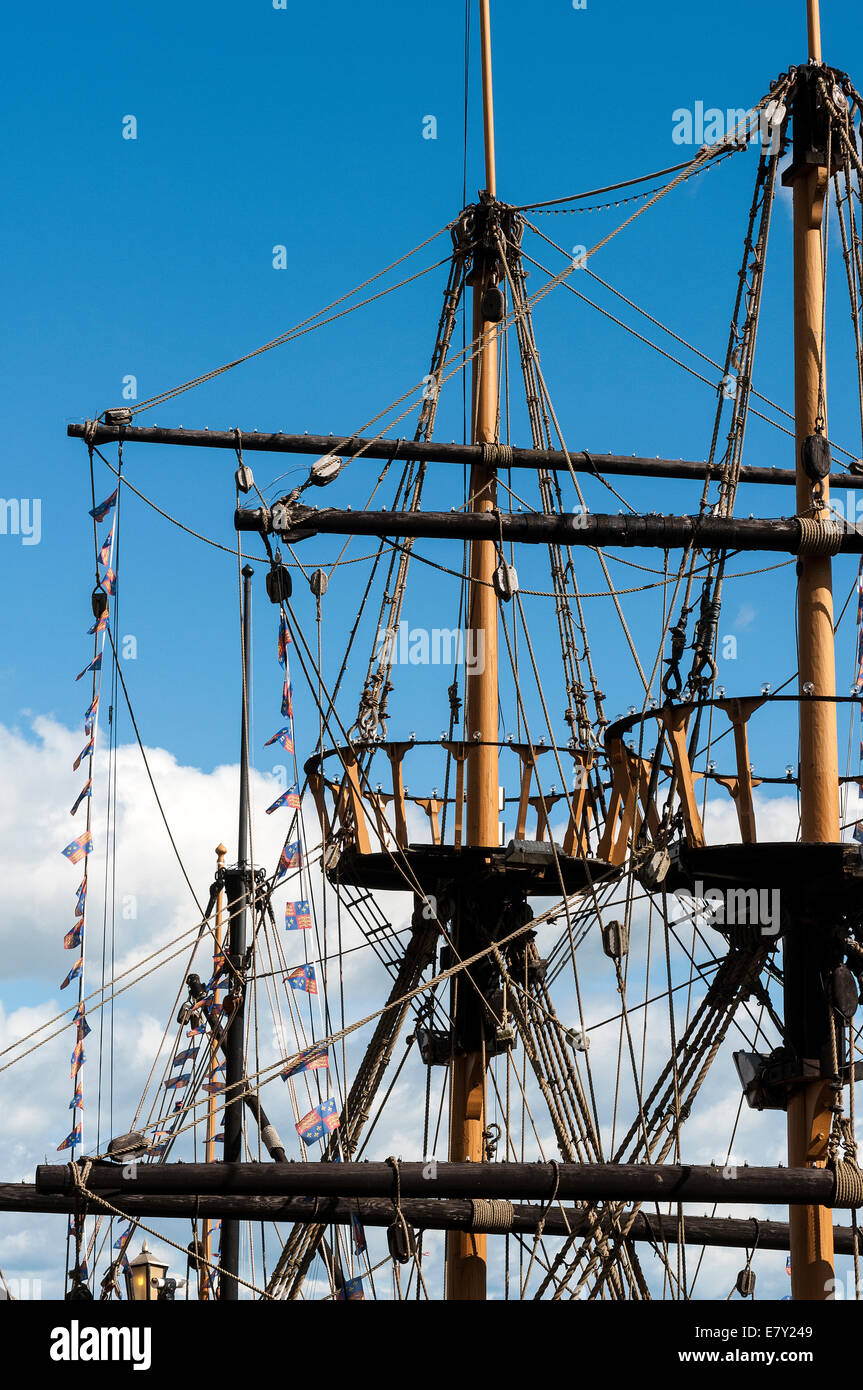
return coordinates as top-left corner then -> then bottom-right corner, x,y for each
200,842 -> 226,1299
445,0 -> 499,1302
787,0 -> 836,1301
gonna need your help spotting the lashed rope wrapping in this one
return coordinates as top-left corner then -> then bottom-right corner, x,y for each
470,1198 -> 514,1233
831,1159 -> 863,1209
794,516 -> 844,557
481,442 -> 514,467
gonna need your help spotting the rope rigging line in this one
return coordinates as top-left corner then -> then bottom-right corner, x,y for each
514,146 -> 739,211
113,228 -> 455,419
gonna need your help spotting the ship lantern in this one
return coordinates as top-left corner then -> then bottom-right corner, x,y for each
124,1241 -> 169,1302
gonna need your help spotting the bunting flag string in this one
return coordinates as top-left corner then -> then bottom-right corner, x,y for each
60,958 -> 83,990
264,726 -> 294,752
57,1121 -> 82,1152
277,614 -> 291,665
74,1003 -> 92,1037
276,839 -> 302,880
89,489 -> 118,523
350,1209 -> 367,1257
61,831 -> 94,865
63,922 -> 84,951
73,740 -> 94,772
98,525 -> 114,567
266,783 -> 300,814
285,899 -> 312,931
295,1097 -> 339,1146
84,696 -> 99,736
854,556 -> 863,843
337,1275 -> 365,1301
75,654 -> 102,682
284,964 -> 317,994
56,482 -> 119,1155
281,1041 -> 328,1078
70,780 -> 92,816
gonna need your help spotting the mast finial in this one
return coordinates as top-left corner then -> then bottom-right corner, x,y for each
479,0 -> 496,197
807,0 -> 822,62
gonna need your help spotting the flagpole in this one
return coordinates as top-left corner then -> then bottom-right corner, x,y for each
220,565 -> 254,1299
200,842 -> 227,1298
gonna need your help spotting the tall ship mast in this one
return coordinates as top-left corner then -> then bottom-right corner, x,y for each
7,0 -> 863,1312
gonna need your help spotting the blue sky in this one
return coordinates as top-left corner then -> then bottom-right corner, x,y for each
3,0 -> 863,1300
2,0 -> 863,776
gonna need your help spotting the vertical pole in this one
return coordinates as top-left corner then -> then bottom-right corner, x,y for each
446,0 -> 499,1303
220,564 -> 254,1299
200,842 -> 226,1299
787,0 -> 836,1301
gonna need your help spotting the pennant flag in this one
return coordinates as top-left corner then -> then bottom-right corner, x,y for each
264,726 -> 294,752
278,616 -> 291,665
74,880 -> 87,916
203,1082 -> 224,1096
73,740 -> 95,771
350,1209 -> 367,1257
281,1042 -> 328,1079
57,1122 -> 82,1151
70,1039 -> 85,1078
150,1130 -> 171,1155
337,1276 -> 365,1301
284,964 -> 317,994
89,489 -> 118,523
74,1003 -> 92,1038
70,780 -> 92,816
786,1255 -> 791,1274
295,1097 -> 339,1146
64,922 -> 84,951
267,784 -> 300,815
60,958 -> 83,990
281,678 -> 293,720
98,526 -> 114,567
75,654 -> 102,682
88,610 -> 109,636
285,899 -> 312,931
101,568 -> 117,596
62,832 -> 93,865
173,1047 -> 199,1065
277,840 -> 302,879
113,1227 -> 134,1250
164,1075 -> 191,1090
70,1085 -> 83,1111
854,822 -> 863,846
84,696 -> 99,735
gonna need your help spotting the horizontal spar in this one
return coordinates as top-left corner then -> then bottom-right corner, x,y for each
0,1185 -> 854,1252
35,1160 -> 843,1205
235,503 -> 863,555
66,422 -> 863,491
